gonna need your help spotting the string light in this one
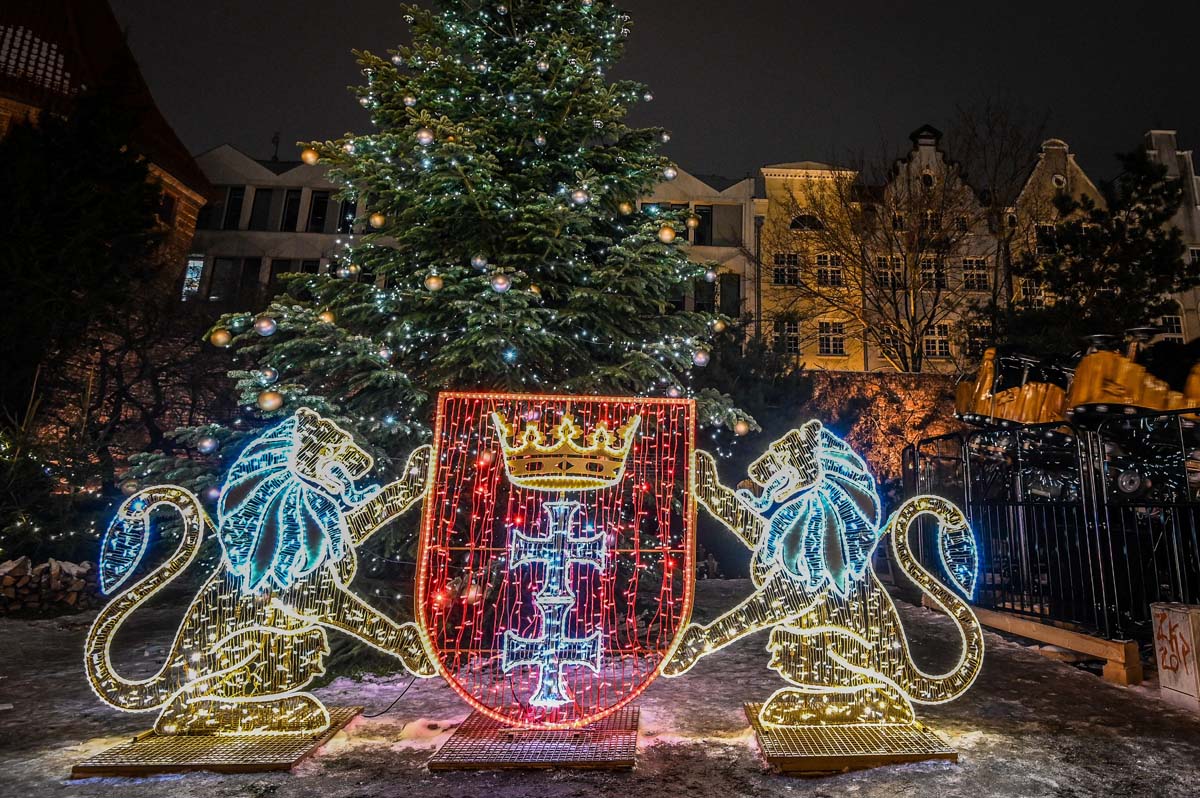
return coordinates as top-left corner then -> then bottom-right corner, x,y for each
415,392 -> 697,730
663,422 -> 984,733
84,410 -> 435,737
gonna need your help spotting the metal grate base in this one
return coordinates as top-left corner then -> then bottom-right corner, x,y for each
428,708 -> 639,770
744,704 -> 957,775
70,706 -> 362,778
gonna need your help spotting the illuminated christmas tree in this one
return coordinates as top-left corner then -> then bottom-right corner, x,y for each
175,0 -> 746,462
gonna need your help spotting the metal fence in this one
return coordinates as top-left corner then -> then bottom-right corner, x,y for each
905,409 -> 1200,642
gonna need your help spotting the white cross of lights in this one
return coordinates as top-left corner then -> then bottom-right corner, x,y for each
502,501 -> 607,709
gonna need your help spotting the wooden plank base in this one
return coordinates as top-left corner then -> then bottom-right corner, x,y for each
744,704 -> 957,775
70,706 -> 362,778
970,605 -> 1143,685
427,708 -> 638,770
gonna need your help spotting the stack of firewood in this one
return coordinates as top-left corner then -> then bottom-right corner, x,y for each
0,557 -> 100,613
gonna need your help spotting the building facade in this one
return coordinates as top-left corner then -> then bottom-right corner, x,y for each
641,169 -> 757,323
186,144 -> 363,309
0,1 -> 209,270
1145,130 -> 1200,344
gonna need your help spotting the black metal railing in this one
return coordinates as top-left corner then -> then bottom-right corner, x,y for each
905,409 -> 1200,642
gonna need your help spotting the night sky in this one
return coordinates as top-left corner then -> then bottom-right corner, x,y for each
108,0 -> 1199,181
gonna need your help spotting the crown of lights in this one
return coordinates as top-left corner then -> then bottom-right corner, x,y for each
491,411 -> 640,492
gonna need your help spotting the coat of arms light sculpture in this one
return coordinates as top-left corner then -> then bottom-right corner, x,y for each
415,392 -> 696,732
83,409 -> 435,747
664,421 -> 984,771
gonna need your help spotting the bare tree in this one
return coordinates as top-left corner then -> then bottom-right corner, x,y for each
946,97 -> 1050,323
759,130 -> 993,374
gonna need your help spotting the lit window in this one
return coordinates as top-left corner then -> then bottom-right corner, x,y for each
924,323 -> 952,359
874,255 -> 902,289
816,254 -> 844,287
180,255 -> 204,302
962,258 -> 989,291
920,258 -> 947,289
818,321 -> 846,356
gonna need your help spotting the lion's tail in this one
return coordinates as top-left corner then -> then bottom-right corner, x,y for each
84,487 -> 214,711
885,496 -> 986,704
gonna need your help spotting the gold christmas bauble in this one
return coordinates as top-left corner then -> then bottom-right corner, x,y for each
300,147 -> 319,165
209,328 -> 232,348
658,225 -> 677,244
257,390 -> 284,412
425,274 -> 445,291
318,310 -> 336,324
529,284 -> 541,296
734,420 -> 751,436
686,215 -> 701,230
712,319 -> 728,333
369,212 -> 387,229
618,201 -> 635,215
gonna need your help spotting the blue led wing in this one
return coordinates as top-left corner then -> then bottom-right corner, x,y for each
938,518 -> 979,600
98,496 -> 152,595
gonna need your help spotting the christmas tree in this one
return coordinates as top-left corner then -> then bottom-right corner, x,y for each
137,0 -> 749,492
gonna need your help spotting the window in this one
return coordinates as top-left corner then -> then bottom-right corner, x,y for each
1189,247 -> 1200,266
718,273 -> 741,317
892,214 -> 906,231
818,321 -> 846,356
874,255 -> 902,289
920,211 -> 942,232
694,278 -> 715,313
965,321 -> 993,358
780,320 -> 800,354
691,204 -> 714,246
237,257 -> 263,308
268,259 -> 293,291
1160,315 -> 1185,344
815,254 -> 844,287
222,186 -> 245,230
1021,279 -> 1047,309
247,188 -> 273,231
307,191 -> 330,233
180,255 -> 203,301
962,258 -> 989,291
924,323 -> 952,359
337,199 -> 357,234
920,172 -> 936,191
711,204 -> 742,247
879,331 -> 904,359
300,259 -> 321,274
955,216 -> 970,233
279,189 -> 302,232
773,253 -> 800,286
1036,223 -> 1058,255
920,258 -> 947,289
791,213 -> 823,231
207,257 -> 238,302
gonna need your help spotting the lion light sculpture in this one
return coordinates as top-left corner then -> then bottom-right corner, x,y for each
84,409 -> 435,736
666,421 -> 985,730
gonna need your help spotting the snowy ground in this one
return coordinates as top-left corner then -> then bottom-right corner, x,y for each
3,579 -> 1200,797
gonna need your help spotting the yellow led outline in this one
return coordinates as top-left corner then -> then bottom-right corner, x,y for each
84,413 -> 436,738
664,424 -> 985,733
